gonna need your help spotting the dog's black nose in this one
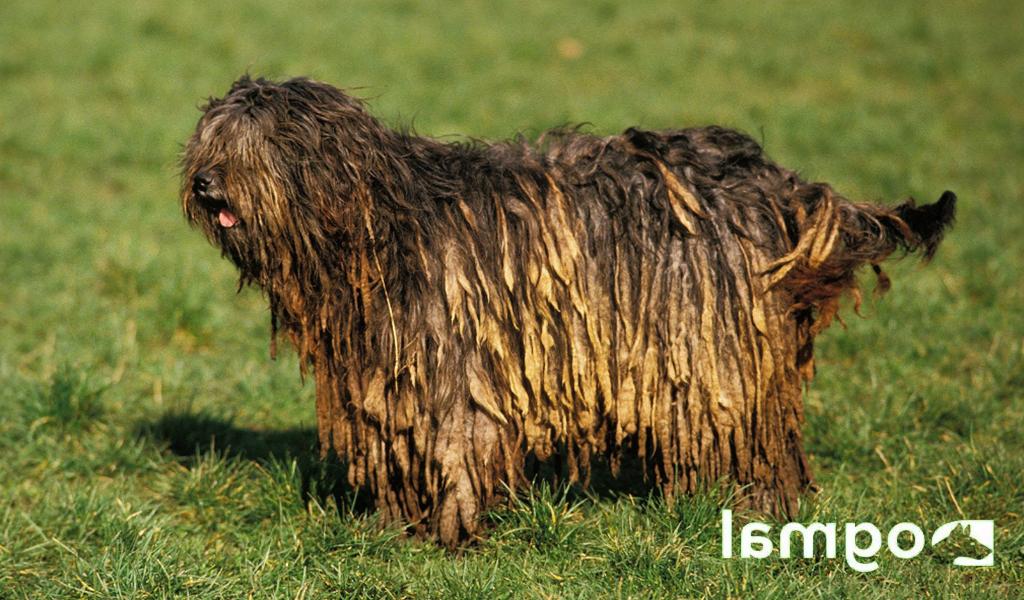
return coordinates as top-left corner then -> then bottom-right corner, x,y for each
193,172 -> 212,195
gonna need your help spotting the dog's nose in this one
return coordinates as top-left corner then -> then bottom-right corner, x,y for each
193,172 -> 212,195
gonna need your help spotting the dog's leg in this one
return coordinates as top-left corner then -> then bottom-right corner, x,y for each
427,352 -> 518,548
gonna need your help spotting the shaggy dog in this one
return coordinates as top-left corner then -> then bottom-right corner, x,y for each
181,76 -> 955,546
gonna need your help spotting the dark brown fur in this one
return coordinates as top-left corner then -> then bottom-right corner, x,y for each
181,76 -> 955,547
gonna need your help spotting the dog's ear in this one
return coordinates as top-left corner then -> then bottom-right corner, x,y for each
624,127 -> 666,155
229,74 -> 256,94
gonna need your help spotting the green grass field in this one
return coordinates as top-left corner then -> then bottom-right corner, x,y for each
1,0 -> 1022,597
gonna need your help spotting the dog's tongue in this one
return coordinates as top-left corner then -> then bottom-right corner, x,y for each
218,208 -> 239,228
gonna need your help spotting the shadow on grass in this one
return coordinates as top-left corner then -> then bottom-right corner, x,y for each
139,409 -> 315,462
138,408 -> 677,524
136,409 -> 370,515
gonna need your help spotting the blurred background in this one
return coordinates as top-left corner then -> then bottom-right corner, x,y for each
1,1 -> 1021,597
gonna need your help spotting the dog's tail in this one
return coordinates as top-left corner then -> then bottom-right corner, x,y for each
890,190 -> 958,260
765,189 -> 956,329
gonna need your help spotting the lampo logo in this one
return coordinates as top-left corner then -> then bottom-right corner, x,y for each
721,510 -> 994,572
931,520 -> 995,567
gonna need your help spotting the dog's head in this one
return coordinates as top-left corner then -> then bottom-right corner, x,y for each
181,75 -> 386,283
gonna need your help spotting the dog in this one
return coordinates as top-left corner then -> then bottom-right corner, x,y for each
181,76 -> 955,546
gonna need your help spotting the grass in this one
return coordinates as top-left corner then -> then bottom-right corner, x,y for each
1,0 -> 1022,597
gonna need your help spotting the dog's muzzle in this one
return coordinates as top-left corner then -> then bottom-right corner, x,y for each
193,172 -> 239,228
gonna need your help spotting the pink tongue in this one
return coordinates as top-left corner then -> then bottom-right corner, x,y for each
218,208 -> 239,228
